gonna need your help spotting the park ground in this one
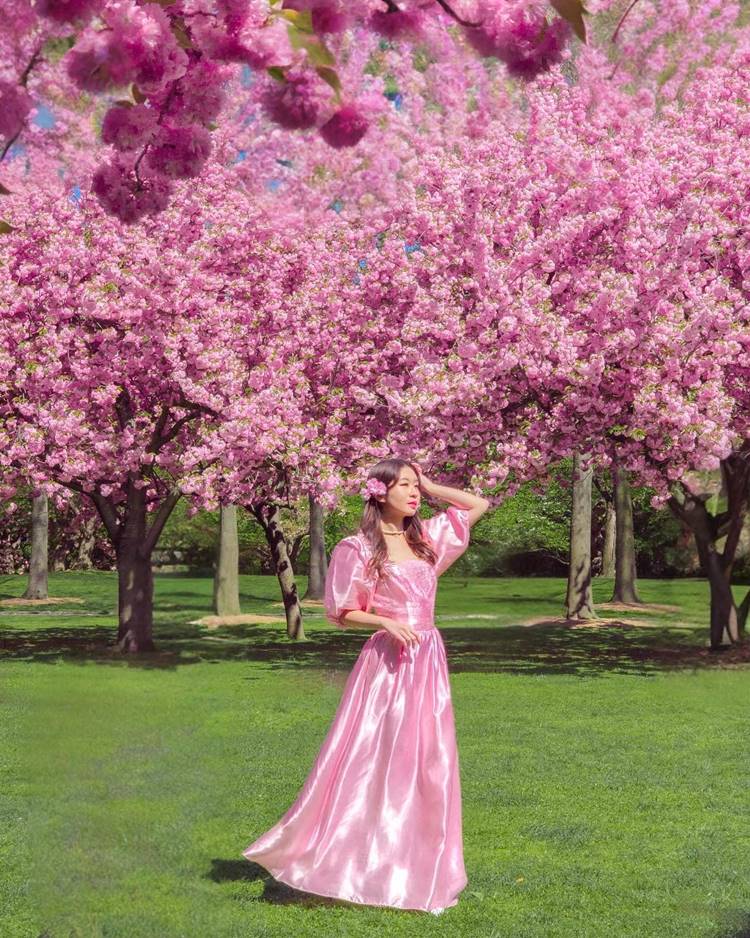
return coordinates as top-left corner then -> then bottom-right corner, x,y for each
1,571 -> 749,938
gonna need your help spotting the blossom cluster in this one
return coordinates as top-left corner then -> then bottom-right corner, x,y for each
0,0 -> 585,220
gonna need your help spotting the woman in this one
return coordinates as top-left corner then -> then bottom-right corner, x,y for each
241,457 -> 490,914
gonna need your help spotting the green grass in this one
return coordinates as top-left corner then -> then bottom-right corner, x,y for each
1,571 -> 749,938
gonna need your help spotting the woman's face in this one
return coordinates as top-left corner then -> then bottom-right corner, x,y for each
384,466 -> 421,516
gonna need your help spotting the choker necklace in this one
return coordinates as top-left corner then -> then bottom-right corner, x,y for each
382,529 -> 405,536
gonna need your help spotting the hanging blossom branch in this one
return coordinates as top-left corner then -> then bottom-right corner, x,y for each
0,0 -> 588,223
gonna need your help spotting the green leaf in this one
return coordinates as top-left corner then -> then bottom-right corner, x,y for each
549,0 -> 587,42
286,24 -> 335,68
315,66 -> 341,95
0,220 -> 15,234
41,34 -> 76,63
278,8 -> 314,32
267,66 -> 287,83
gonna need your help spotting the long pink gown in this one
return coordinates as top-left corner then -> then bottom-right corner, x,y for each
241,506 -> 471,913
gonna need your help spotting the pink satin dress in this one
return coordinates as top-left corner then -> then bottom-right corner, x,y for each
241,506 -> 471,913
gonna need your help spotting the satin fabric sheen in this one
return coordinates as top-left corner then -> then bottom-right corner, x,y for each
242,506 -> 471,912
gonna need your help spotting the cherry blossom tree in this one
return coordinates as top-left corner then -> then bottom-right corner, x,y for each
0,175 -> 331,650
322,35 -> 750,647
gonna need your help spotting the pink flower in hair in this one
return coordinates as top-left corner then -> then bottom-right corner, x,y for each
361,478 -> 387,500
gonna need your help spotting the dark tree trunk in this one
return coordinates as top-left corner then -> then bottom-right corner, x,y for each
114,484 -> 155,653
116,540 -> 155,652
667,468 -> 747,650
611,464 -> 642,604
565,451 -> 597,620
213,505 -> 241,616
22,492 -> 48,600
250,501 -> 304,640
303,495 -> 327,601
90,477 -> 181,654
601,501 -> 616,578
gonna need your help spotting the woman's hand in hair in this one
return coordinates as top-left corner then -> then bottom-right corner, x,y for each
411,462 -> 437,497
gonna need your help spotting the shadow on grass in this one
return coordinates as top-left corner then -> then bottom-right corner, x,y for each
715,910 -> 750,938
1,618 -> 748,677
213,859 -> 423,914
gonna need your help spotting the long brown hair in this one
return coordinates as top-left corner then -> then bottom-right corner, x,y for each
358,458 -> 438,580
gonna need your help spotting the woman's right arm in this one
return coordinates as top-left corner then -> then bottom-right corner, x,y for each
341,609 -> 422,649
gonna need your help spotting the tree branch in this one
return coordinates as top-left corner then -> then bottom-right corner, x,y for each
143,489 -> 182,556
89,491 -> 123,545
433,0 -> 481,28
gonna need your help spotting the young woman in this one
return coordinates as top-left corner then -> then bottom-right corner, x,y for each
241,458 -> 490,914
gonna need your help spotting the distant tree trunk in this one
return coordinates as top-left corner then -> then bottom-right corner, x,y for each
213,505 -> 241,616
601,501 -> 616,578
75,516 -> 98,570
565,451 -> 597,620
22,493 -> 48,600
668,483 -> 743,649
250,501 -> 304,640
90,478 -> 181,654
611,464 -> 642,604
303,495 -> 327,601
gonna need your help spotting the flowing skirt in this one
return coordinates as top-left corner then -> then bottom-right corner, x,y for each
241,626 -> 467,912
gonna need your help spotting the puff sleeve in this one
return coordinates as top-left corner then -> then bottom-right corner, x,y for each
421,505 -> 471,576
324,536 -> 377,628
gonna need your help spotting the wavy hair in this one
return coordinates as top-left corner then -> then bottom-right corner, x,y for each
358,457 -> 438,580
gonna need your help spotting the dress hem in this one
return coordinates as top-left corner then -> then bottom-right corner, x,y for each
241,850 -> 467,913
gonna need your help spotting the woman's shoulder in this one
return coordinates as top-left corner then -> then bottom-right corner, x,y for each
334,532 -> 372,556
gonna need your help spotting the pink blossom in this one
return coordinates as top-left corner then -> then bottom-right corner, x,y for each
369,10 -> 424,40
65,1 -> 187,93
282,0 -> 349,35
145,123 -> 212,179
101,103 -> 158,151
464,1 -> 571,80
261,69 -> 330,130
0,81 -> 32,139
91,157 -> 172,223
319,105 -> 369,148
360,477 -> 387,499
150,60 -> 229,127
33,0 -> 103,23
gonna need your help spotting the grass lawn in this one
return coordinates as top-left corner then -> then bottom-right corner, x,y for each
1,571 -> 749,938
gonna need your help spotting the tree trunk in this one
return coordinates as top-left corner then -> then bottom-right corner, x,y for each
213,505 -> 241,616
668,489 -> 740,649
116,538 -> 155,653
601,501 -> 616,578
611,464 -> 642,604
22,493 -> 48,600
565,451 -> 597,620
303,495 -> 327,601
251,502 -> 305,640
114,485 -> 155,652
75,516 -> 98,570
90,479 -> 181,654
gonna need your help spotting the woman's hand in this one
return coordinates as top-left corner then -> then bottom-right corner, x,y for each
381,617 -> 422,650
411,462 -> 438,497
